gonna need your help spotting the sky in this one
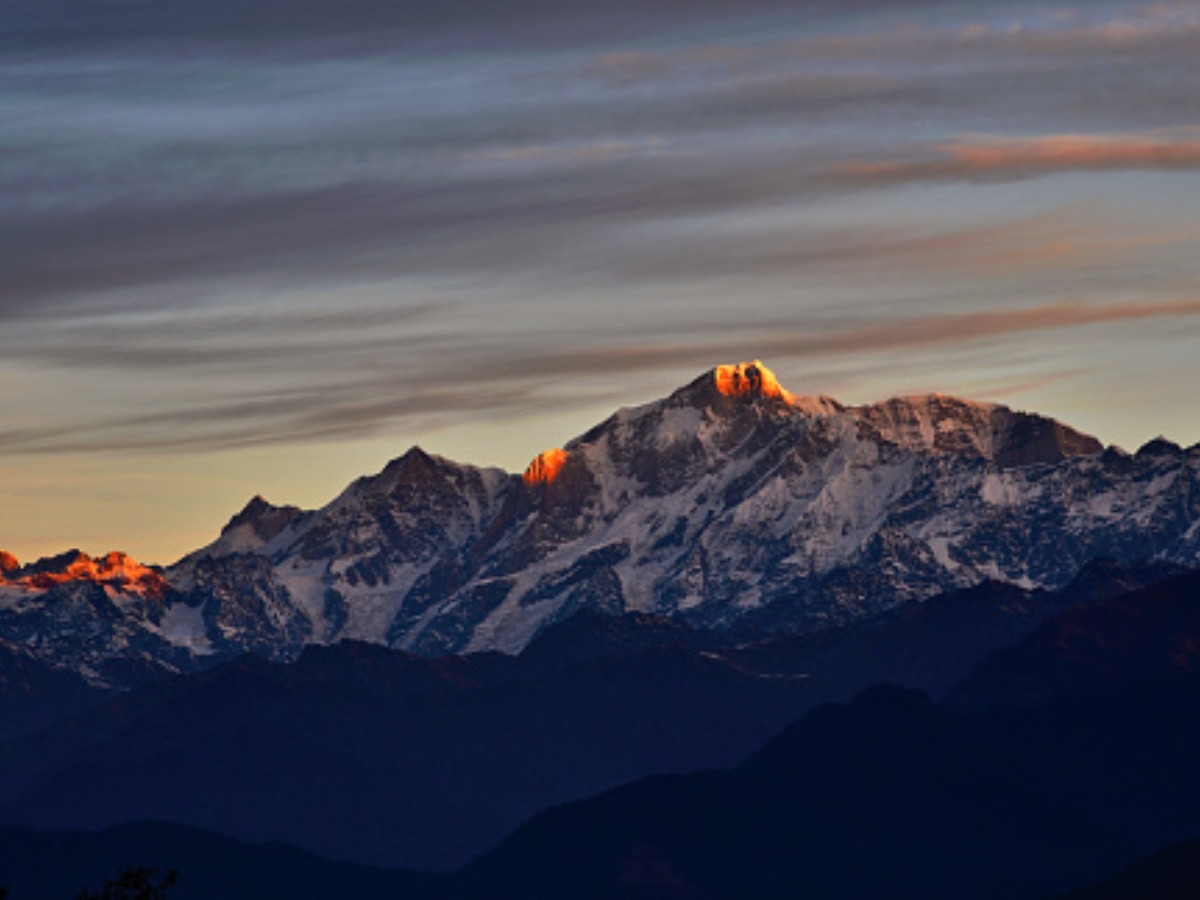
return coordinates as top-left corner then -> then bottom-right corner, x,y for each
3,0 -> 1200,565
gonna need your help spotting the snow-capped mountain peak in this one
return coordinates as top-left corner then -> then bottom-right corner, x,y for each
6,361 -> 1200,683
667,360 -> 844,420
714,360 -> 792,402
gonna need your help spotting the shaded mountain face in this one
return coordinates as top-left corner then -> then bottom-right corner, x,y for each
0,821 -> 434,900
0,560 -> 1183,873
454,570 -> 1200,900
457,677 -> 1200,900
4,361 -> 1199,683
1053,836 -> 1200,900
0,619 -> 823,871
719,557 -> 1187,706
946,567 -> 1200,711
0,639 -> 108,743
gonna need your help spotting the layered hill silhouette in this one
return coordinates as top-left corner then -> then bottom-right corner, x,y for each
0,615 -> 817,871
4,565 -> 1200,897
0,560 -> 1185,874
0,821 -> 433,900
453,568 -> 1200,898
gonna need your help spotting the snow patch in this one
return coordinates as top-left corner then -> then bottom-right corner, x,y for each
927,537 -> 959,572
160,601 -> 214,654
273,561 -> 330,637
336,562 -> 429,643
654,406 -> 703,448
981,472 -> 1022,506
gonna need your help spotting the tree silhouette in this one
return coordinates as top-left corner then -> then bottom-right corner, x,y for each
76,866 -> 179,900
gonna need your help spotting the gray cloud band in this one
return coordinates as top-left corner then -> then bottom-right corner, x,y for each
2,0 -> 1036,52
2,298 -> 1199,455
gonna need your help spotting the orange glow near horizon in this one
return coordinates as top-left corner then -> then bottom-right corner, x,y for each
523,447 -> 569,487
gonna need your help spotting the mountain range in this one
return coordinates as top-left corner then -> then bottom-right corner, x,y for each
3,361 -> 1199,688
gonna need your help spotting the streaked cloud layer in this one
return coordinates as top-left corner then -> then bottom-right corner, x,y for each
2,0 -> 1200,561
839,133 -> 1200,184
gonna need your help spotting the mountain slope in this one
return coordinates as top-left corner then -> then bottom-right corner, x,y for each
0,821 -> 434,900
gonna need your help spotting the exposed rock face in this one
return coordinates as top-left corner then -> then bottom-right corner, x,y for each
5,362 -> 1200,682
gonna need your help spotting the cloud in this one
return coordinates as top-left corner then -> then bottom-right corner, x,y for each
765,298 -> 1200,357
5,297 -> 1196,456
836,133 -> 1200,186
0,375 -> 555,454
8,123 -> 1193,320
2,0 -> 996,53
585,3 -> 1200,84
614,205 -> 1200,282
972,370 -> 1092,402
463,137 -> 696,167
6,1 -> 1200,321
579,4 -> 1200,136
470,298 -> 1200,387
0,147 -> 840,314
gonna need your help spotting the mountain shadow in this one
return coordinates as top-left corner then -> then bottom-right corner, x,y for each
450,568 -> 1200,898
0,821 -> 433,900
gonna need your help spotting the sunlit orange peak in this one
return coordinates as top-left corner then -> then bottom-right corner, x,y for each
524,448 -> 569,487
713,361 -> 794,403
0,550 -> 19,575
9,550 -> 169,598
